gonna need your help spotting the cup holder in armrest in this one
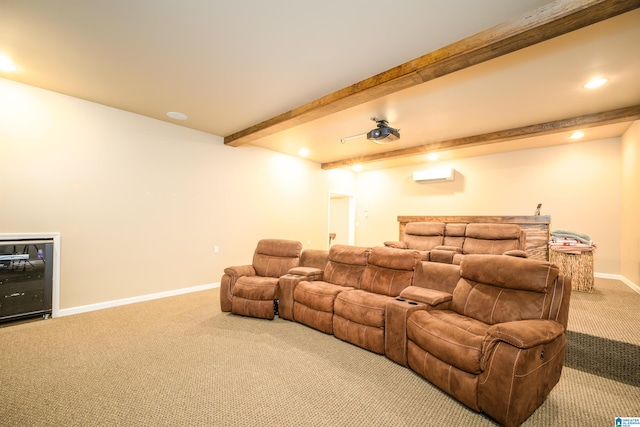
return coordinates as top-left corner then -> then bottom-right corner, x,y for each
395,298 -> 405,302
408,301 -> 418,305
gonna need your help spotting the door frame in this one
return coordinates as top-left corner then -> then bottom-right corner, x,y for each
327,192 -> 356,249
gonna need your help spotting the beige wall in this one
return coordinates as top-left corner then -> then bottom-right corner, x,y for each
354,138 -> 622,275
621,121 -> 640,287
0,78 -> 355,309
1,77 -> 634,312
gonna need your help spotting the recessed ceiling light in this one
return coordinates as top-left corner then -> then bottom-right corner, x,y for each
353,164 -> 363,172
584,77 -> 608,89
299,148 -> 309,157
427,153 -> 438,161
570,131 -> 584,140
167,111 -> 188,120
0,55 -> 17,72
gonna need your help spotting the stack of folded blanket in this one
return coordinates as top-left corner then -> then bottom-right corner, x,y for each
549,230 -> 597,254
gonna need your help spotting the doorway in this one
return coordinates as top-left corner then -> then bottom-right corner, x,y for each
328,192 -> 355,249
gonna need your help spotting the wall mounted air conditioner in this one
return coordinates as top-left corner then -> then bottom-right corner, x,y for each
413,167 -> 455,183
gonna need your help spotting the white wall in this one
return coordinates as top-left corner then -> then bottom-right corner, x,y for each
0,78 -> 355,310
354,138 -> 622,274
621,121 -> 640,287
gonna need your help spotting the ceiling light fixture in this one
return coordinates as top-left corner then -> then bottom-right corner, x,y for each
299,148 -> 309,157
427,153 -> 439,161
167,111 -> 188,120
0,55 -> 17,72
583,77 -> 608,89
569,131 -> 584,140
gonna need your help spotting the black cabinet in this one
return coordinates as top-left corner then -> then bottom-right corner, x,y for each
0,240 -> 53,322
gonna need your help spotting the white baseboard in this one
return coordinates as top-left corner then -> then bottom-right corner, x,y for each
57,282 -> 220,317
595,272 -> 640,295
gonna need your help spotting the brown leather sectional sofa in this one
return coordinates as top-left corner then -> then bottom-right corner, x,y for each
220,238 -> 571,427
385,221 -> 527,263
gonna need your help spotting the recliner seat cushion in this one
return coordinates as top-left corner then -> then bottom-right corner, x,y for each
334,289 -> 391,328
234,276 -> 279,300
407,309 -> 489,374
294,281 -> 351,312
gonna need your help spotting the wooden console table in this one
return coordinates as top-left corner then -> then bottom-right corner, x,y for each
397,215 -> 551,261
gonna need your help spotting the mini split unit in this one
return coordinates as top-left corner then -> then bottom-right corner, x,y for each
413,167 -> 455,183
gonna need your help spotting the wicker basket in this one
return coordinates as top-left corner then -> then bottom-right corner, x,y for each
549,250 -> 594,292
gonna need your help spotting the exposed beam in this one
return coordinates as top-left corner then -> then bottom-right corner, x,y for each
320,105 -> 640,170
224,0 -> 639,147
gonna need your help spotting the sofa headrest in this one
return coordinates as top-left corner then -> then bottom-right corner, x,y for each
460,254 -> 559,292
405,222 -> 445,236
445,223 -> 467,237
328,244 -> 369,266
299,249 -> 329,270
255,239 -> 302,258
368,246 -> 420,271
465,223 -> 521,240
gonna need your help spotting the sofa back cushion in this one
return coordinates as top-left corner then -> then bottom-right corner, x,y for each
323,245 -> 370,288
403,222 -> 445,250
451,255 -> 559,325
462,223 -> 522,255
360,246 -> 420,296
253,239 -> 303,278
443,223 -> 467,247
299,249 -> 329,270
413,261 -> 460,294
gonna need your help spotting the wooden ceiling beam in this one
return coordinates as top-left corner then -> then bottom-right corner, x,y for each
224,0 -> 639,147
320,105 -> 640,170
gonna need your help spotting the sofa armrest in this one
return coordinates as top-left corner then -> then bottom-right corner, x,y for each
287,266 -> 323,281
485,319 -> 565,349
220,264 -> 256,312
433,245 -> 463,252
278,273 -> 321,321
503,249 -> 528,258
224,264 -> 256,278
479,319 -> 567,427
430,246 -> 462,264
384,241 -> 408,249
399,286 -> 452,308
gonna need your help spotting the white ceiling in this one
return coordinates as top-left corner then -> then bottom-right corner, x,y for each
1,1 -> 639,170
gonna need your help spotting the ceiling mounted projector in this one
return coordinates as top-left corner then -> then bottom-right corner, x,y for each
338,117 -> 400,145
367,118 -> 400,144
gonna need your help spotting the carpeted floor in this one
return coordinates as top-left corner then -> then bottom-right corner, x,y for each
1,277 -> 639,426
563,278 -> 640,388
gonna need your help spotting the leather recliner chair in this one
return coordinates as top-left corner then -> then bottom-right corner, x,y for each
293,245 -> 369,334
406,254 -> 571,427
333,246 -> 421,354
219,239 -> 302,320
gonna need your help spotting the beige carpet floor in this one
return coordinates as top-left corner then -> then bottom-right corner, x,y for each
1,277 -> 639,426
